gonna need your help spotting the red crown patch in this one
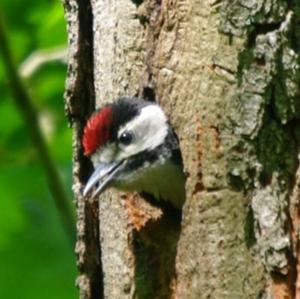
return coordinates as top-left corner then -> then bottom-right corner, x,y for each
82,107 -> 113,156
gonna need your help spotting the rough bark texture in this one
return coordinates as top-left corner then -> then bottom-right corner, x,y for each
63,1 -> 102,298
64,0 -> 300,298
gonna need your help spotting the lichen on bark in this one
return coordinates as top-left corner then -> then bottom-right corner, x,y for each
220,0 -> 300,293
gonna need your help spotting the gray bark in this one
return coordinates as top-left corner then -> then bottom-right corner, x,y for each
64,0 -> 300,298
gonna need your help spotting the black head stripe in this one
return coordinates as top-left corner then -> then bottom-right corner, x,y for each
110,97 -> 151,142
124,127 -> 183,172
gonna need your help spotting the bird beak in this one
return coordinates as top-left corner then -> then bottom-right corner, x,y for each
83,161 -> 124,198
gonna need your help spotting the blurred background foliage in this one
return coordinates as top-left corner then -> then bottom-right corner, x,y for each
0,0 -> 77,298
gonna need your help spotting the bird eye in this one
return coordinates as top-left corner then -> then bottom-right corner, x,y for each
119,131 -> 133,146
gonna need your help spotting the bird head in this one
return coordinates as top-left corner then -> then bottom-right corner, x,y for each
82,97 -> 185,208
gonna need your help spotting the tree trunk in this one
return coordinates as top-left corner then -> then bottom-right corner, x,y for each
63,0 -> 300,298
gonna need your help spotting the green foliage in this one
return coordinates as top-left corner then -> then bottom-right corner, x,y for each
0,1 -> 76,298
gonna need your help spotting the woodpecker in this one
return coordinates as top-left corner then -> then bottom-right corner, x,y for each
82,97 -> 186,209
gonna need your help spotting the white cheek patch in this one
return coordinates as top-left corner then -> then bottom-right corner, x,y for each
117,105 -> 168,159
91,143 -> 117,165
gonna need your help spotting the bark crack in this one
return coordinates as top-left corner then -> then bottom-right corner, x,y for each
63,0 -> 103,298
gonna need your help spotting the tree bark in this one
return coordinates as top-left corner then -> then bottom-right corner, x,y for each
63,0 -> 300,298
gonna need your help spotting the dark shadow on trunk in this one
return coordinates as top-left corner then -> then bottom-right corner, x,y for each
133,209 -> 182,299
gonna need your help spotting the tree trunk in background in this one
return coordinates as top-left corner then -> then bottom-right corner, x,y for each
63,0 -> 300,298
